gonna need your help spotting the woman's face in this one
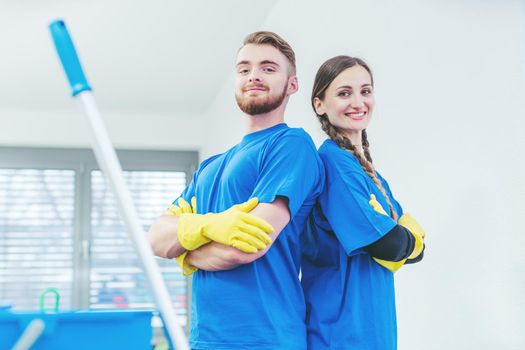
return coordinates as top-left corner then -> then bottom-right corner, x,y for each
313,65 -> 375,140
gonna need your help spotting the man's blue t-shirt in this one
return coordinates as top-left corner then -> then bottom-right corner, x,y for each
175,123 -> 324,350
301,139 -> 403,350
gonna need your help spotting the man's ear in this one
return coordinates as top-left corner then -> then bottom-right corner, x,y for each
287,75 -> 298,95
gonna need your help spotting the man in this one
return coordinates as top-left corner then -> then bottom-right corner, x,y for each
148,31 -> 324,350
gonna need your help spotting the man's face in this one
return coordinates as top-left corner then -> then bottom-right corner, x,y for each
234,44 -> 294,116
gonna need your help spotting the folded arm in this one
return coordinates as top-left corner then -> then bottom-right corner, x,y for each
364,224 -> 416,262
367,195 -> 426,272
186,197 -> 291,271
148,214 -> 186,259
148,197 -> 273,262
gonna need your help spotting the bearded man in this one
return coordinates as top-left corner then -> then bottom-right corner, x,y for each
148,31 -> 324,350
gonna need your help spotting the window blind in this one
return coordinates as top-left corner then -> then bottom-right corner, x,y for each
90,170 -> 188,324
0,169 -> 75,310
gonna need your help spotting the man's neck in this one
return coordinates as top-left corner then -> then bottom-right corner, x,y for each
244,105 -> 286,134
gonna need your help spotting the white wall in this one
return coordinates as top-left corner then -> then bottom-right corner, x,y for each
201,1 -> 525,349
0,106 -> 206,150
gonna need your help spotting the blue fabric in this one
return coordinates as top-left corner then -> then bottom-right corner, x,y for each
175,123 -> 324,350
301,139 -> 403,350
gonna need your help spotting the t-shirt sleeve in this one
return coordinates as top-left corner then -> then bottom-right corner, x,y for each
251,134 -> 323,218
170,155 -> 218,212
172,172 -> 196,206
322,170 -> 397,256
382,177 -> 404,217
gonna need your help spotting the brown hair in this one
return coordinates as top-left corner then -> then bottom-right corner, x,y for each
242,31 -> 296,75
312,55 -> 398,221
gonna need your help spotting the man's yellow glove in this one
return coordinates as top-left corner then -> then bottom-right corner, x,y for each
166,197 -> 197,216
165,197 -> 199,276
178,197 -> 274,253
175,252 -> 198,276
368,194 -> 425,272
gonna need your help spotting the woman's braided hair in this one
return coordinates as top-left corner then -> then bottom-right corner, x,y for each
312,56 -> 398,221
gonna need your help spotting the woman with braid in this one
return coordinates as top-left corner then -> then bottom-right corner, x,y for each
301,55 -> 426,350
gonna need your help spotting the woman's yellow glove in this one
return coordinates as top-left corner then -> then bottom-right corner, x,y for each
177,198 -> 274,253
368,194 -> 388,215
368,194 -> 425,272
398,213 -> 425,259
372,257 -> 406,272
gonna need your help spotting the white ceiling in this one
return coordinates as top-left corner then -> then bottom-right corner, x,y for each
0,0 -> 278,117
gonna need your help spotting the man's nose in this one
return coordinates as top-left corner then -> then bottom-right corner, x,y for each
248,69 -> 262,83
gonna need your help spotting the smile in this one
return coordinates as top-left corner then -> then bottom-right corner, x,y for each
244,85 -> 267,92
345,111 -> 366,119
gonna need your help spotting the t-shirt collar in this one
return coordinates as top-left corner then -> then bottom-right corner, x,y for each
241,123 -> 288,143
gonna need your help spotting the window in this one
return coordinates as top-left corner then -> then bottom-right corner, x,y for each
0,169 -> 75,310
0,147 -> 197,326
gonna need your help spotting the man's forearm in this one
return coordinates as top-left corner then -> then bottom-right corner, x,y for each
148,214 -> 186,259
186,198 -> 290,271
186,242 -> 266,271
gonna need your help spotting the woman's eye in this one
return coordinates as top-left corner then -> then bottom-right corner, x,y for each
362,88 -> 372,95
338,91 -> 350,97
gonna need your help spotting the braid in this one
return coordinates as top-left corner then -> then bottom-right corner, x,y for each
311,56 -> 397,220
317,116 -> 355,152
362,129 -> 373,163
318,116 -> 398,221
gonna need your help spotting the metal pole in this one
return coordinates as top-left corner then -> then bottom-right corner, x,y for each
48,19 -> 189,350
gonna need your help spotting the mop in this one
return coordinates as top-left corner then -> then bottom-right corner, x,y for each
48,19 -> 190,350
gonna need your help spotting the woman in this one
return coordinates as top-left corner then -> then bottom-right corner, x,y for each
301,56 -> 426,350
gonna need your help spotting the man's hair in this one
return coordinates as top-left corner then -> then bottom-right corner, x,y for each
242,31 -> 296,75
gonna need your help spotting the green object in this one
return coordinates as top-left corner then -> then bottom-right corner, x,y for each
39,288 -> 60,312
154,343 -> 169,350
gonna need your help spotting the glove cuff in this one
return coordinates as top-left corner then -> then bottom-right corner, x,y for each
399,214 -> 425,259
175,252 -> 198,276
373,257 -> 407,272
399,213 -> 426,238
177,214 -> 210,251
407,231 -> 424,259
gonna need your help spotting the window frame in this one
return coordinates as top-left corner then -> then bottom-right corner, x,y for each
0,146 -> 197,310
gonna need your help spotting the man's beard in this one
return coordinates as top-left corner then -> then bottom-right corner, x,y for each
235,84 -> 288,116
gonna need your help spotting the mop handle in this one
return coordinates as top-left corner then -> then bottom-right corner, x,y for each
11,319 -> 45,350
48,20 -> 189,350
49,20 -> 91,96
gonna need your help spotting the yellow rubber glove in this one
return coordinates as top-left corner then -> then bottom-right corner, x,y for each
373,257 -> 406,272
166,197 -> 197,216
178,198 -> 274,253
398,213 -> 425,259
175,252 -> 198,276
165,197 -> 199,275
369,194 -> 388,215
368,194 -> 425,272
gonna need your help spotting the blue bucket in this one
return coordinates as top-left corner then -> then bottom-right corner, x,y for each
0,309 -> 153,349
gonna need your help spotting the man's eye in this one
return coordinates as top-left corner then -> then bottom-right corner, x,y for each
263,67 -> 276,73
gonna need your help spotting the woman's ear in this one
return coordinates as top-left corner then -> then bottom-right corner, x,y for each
313,97 -> 325,115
